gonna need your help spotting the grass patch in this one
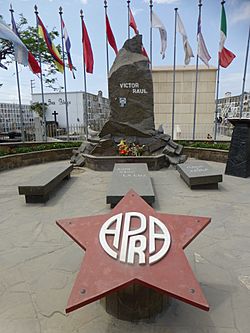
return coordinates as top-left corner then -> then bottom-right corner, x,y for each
0,141 -> 230,157
179,141 -> 230,150
0,142 -> 82,157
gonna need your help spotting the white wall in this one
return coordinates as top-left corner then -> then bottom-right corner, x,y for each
152,66 -> 217,140
32,92 -> 84,128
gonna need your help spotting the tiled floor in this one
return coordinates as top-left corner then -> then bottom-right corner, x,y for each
0,160 -> 249,333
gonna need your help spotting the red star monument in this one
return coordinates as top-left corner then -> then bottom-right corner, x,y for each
57,190 -> 210,313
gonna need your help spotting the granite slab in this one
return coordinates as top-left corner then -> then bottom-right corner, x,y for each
106,163 -> 155,206
177,161 -> 222,189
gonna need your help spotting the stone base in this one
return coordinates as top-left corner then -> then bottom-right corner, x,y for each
83,153 -> 168,171
225,119 -> 250,178
100,283 -> 168,321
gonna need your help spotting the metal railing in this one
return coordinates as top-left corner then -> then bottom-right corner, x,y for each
1,122 -> 233,142
162,123 -> 233,141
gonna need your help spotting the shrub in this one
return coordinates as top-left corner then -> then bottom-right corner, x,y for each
0,142 -> 81,156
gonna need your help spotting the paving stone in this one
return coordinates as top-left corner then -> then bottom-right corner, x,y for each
0,160 -> 249,332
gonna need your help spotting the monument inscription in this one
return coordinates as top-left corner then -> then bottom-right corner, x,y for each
177,161 -> 222,189
106,163 -> 155,207
119,82 -> 148,94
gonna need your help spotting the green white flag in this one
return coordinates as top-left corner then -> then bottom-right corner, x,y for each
219,3 -> 235,68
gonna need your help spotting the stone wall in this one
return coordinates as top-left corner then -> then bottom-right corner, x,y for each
152,65 -> 217,140
183,147 -> 228,163
0,148 -> 73,172
0,147 -> 228,172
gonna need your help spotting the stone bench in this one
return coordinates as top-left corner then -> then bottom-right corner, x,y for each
106,163 -> 155,207
176,161 -> 222,189
18,164 -> 73,203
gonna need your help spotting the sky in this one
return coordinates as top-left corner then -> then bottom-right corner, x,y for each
0,0 -> 249,104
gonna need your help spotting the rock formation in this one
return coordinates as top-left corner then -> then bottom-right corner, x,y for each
71,35 -> 187,168
100,35 -> 154,138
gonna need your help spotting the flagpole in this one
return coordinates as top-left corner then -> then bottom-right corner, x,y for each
104,1 -> 110,86
34,5 -> 47,142
127,0 -> 130,40
9,5 -> 25,142
214,0 -> 226,141
149,0 -> 153,69
239,25 -> 250,118
59,7 -> 69,141
214,60 -> 221,140
172,8 -> 178,139
80,10 -> 89,141
192,0 -> 202,141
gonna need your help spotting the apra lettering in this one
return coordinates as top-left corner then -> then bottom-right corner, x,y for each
99,212 -> 171,265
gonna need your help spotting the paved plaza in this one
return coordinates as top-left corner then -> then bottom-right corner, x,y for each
0,159 -> 250,333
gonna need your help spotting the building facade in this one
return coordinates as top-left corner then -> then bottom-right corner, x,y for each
217,91 -> 250,120
0,102 -> 34,133
152,65 -> 217,139
31,90 -> 110,131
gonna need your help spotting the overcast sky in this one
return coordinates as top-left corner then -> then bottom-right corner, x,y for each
0,0 -> 249,104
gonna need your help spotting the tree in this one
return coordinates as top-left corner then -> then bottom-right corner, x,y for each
0,14 -> 63,90
30,102 -> 48,118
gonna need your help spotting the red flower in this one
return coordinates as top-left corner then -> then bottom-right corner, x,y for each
119,149 -> 127,156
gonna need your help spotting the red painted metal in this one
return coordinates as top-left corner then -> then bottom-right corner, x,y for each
56,190 -> 211,313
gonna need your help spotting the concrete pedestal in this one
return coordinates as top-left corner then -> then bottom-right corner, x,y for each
225,119 -> 250,178
100,283 -> 168,321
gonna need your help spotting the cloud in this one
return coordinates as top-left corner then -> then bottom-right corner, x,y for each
131,8 -> 144,17
231,1 -> 250,23
80,0 -> 88,4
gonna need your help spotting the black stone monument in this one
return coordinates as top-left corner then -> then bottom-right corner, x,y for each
100,35 -> 154,138
71,34 -> 187,167
225,119 -> 250,178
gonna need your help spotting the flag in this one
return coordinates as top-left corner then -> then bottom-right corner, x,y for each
0,18 -> 28,66
141,46 -> 149,59
151,11 -> 167,59
27,52 -> 41,74
176,12 -> 194,65
106,14 -> 118,55
129,8 -> 139,35
197,10 -> 211,67
81,17 -> 94,74
37,15 -> 64,73
61,18 -> 75,78
128,8 -> 149,61
219,3 -> 236,68
10,11 -> 41,74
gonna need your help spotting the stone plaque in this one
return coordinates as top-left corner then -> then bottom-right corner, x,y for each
106,163 -> 155,206
177,161 -> 222,189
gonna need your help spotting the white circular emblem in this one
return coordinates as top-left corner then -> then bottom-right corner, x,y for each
99,212 -> 171,265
